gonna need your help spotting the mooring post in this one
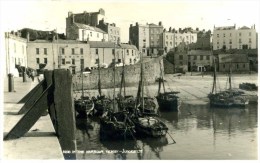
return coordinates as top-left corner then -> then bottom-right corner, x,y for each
53,69 -> 77,160
8,73 -> 14,92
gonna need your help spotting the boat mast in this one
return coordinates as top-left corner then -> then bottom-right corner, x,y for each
119,48 -> 126,97
211,56 -> 217,94
158,59 -> 166,94
228,62 -> 232,90
113,42 -> 116,111
141,51 -> 144,112
81,64 -> 84,99
98,52 -> 101,96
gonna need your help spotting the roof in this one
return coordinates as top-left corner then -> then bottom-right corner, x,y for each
188,50 -> 212,56
214,26 -> 235,30
238,26 -> 250,30
120,44 -> 138,50
29,39 -> 87,44
218,54 -> 248,63
88,41 -> 121,48
74,23 -> 107,33
88,41 -> 138,50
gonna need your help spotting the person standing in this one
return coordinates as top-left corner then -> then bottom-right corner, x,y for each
31,70 -> 35,82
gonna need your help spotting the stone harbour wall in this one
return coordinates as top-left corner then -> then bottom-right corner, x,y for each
73,56 -> 163,91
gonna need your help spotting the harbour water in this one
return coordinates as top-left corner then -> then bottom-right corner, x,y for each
75,102 -> 258,160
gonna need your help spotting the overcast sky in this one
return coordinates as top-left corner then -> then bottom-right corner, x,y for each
0,0 -> 259,42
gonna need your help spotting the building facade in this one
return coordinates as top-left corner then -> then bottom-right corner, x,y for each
162,30 -> 175,53
174,31 -> 197,48
129,23 -> 150,56
89,41 -> 139,69
149,22 -> 164,55
187,50 -> 213,72
27,39 -> 91,74
97,19 -> 121,43
213,25 -> 257,50
66,9 -> 105,27
218,54 -> 249,72
5,32 -> 27,77
66,21 -> 108,42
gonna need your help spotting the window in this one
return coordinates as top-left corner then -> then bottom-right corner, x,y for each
129,58 -> 132,63
36,58 -> 40,64
96,48 -> 98,55
206,56 -> 210,60
249,32 -> 251,36
194,56 -> 197,60
72,48 -> 75,54
239,39 -> 241,43
118,59 -> 121,63
61,48 -> 65,54
243,64 -> 245,68
217,41 -> 219,44
217,34 -> 219,37
239,33 -> 241,36
62,59 -> 65,65
166,36 -> 168,39
95,59 -> 99,64
80,48 -> 83,54
230,45 -> 232,49
200,55 -> 203,60
179,61 -> 183,65
230,33 -> 232,37
90,32 -> 92,37
249,38 -> 252,43
223,41 -> 226,45
112,49 -> 115,55
36,48 -> 39,54
72,59 -> 75,65
237,64 -> 239,69
44,58 -> 47,64
223,64 -> 225,68
179,55 -> 183,60
132,50 -> 134,56
223,33 -> 225,37
166,41 -> 168,46
127,49 -> 129,54
229,39 -> 232,44
44,48 -> 47,55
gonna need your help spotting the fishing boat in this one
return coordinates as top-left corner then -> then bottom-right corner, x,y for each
92,54 -> 112,116
156,60 -> 180,111
74,96 -> 94,116
132,53 -> 168,137
99,110 -> 135,140
99,42 -> 136,140
133,116 -> 168,137
74,70 -> 94,116
208,59 -> 249,108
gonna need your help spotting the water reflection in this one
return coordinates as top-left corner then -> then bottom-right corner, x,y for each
75,103 -> 258,160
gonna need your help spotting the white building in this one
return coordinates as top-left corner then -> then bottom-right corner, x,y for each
174,31 -> 197,47
213,25 -> 257,50
5,32 -> 27,77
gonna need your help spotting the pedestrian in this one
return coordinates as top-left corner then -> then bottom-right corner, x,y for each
31,70 -> 35,82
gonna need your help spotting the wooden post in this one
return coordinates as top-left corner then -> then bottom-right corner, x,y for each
18,80 -> 44,104
4,69 -> 77,160
53,69 -> 77,160
18,80 -> 45,114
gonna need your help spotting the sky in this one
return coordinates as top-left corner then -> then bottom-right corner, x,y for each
0,0 -> 259,42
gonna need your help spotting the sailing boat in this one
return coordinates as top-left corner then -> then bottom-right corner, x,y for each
99,43 -> 135,140
132,52 -> 168,137
116,53 -> 136,113
74,68 -> 94,116
208,59 -> 249,108
156,60 -> 180,111
92,54 -> 112,116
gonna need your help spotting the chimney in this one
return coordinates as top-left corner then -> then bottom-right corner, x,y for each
130,24 -> 133,28
159,21 -> 162,26
136,22 -> 138,26
26,32 -> 30,42
68,11 -> 73,17
169,27 -> 172,32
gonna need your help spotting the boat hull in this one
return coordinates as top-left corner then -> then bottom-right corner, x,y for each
133,116 -> 168,138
